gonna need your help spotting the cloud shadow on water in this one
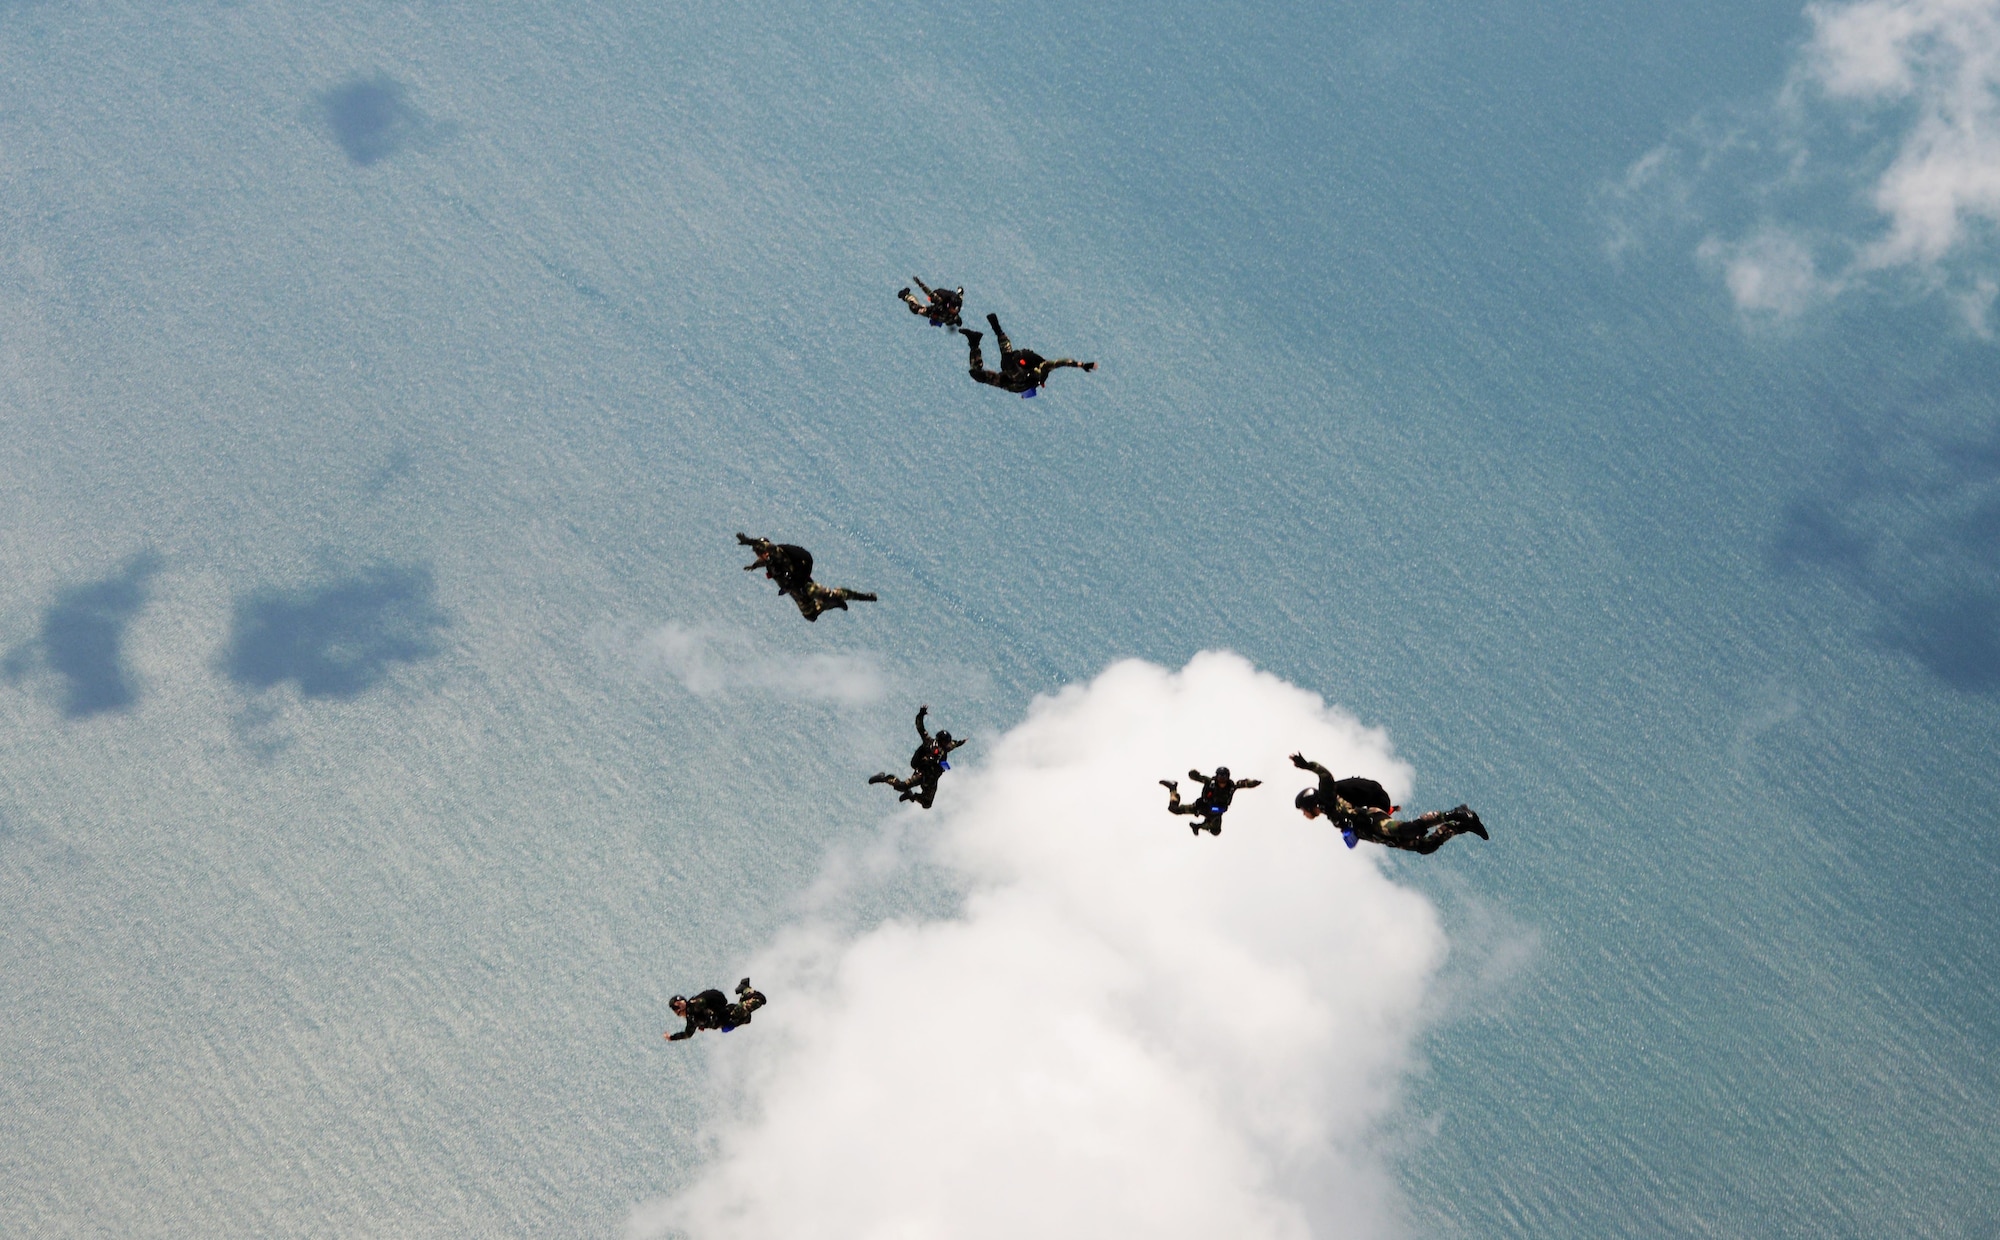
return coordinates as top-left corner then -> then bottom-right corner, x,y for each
1772,393 -> 2000,694
318,74 -> 447,166
3,554 -> 161,718
221,565 -> 448,700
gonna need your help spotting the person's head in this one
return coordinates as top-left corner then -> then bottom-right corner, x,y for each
669,995 -> 688,1016
1214,766 -> 1231,781
1295,788 -> 1322,818
936,730 -> 955,747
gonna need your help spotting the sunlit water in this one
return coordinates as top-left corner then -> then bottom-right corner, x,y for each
1,1 -> 1994,1235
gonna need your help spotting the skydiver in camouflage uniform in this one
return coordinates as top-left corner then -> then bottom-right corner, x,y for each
960,312 -> 1096,396
898,278 -> 965,328
737,533 -> 878,622
869,704 -> 967,809
1161,766 -> 1262,837
1288,752 -> 1488,854
665,978 -> 767,1042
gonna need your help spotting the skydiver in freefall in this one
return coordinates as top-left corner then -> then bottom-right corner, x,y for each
665,978 -> 767,1042
898,278 -> 965,328
1161,766 -> 1262,837
1288,752 -> 1488,854
737,533 -> 878,622
868,704 -> 966,809
960,312 -> 1096,397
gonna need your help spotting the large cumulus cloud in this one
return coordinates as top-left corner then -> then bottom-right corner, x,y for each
630,652 -> 1449,1240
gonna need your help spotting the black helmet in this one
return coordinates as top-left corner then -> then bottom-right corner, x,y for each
936,730 -> 955,746
1294,789 -> 1317,811
669,994 -> 687,1006
1214,766 -> 1230,780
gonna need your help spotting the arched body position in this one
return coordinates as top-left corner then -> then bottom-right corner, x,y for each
961,313 -> 1095,396
737,533 -> 878,622
898,278 -> 965,328
869,704 -> 967,809
1288,752 -> 1488,854
666,978 -> 767,1042
1161,766 -> 1262,837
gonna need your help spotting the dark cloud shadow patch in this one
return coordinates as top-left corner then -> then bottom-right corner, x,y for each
1772,391 -> 2000,694
222,565 -> 449,700
4,554 -> 160,718
1882,591 -> 2000,693
318,74 -> 449,166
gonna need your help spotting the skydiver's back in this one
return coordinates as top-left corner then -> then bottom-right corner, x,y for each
1333,776 -> 1393,814
687,989 -> 731,1027
769,545 -> 814,593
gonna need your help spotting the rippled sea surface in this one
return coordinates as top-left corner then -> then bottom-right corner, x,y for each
2,1 -> 1994,1235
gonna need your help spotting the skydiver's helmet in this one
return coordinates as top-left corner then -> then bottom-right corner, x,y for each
1214,766 -> 1230,781
669,994 -> 688,1010
935,730 -> 955,748
1295,788 -> 1318,812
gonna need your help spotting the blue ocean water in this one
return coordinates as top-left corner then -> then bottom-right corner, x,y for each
1,0 -> 1994,1235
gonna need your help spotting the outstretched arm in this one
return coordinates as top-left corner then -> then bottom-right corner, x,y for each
666,1018 -> 697,1042
1289,753 -> 1334,781
1234,779 -> 1262,789
944,735 -> 968,753
915,705 -> 931,741
913,277 -> 934,299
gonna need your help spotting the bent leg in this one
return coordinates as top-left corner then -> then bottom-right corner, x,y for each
899,289 -> 927,316
963,330 -> 1004,384
986,312 -> 1013,353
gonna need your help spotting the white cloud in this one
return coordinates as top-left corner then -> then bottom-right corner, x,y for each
1698,229 -> 1846,316
630,652 -> 1452,1240
1616,0 -> 2000,318
1805,0 -> 2000,269
635,622 -> 887,706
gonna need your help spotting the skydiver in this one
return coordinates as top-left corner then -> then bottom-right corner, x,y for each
960,312 -> 1096,397
665,978 -> 767,1042
898,278 -> 965,328
1160,766 -> 1262,837
737,533 -> 878,622
868,704 -> 967,809
1288,752 -> 1488,854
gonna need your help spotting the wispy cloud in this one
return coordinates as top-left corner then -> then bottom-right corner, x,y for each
634,622 -> 888,706
1609,0 -> 2000,324
630,652 -> 1448,1240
